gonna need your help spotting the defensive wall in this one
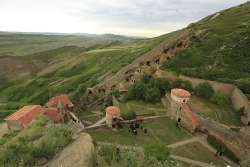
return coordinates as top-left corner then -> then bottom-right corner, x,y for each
179,75 -> 250,125
195,113 -> 250,161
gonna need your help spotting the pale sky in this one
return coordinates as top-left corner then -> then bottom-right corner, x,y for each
0,0 -> 248,37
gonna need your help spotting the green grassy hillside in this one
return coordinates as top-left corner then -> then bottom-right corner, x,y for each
0,33 -> 171,116
161,2 -> 250,97
0,32 -> 135,56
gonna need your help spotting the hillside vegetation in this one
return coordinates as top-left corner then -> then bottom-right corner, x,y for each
161,2 -> 250,97
0,32 -> 137,56
0,2 -> 249,119
0,33 -> 171,115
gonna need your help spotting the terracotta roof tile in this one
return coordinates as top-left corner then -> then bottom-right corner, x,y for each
136,116 -> 143,121
45,108 -> 60,122
46,94 -> 74,108
113,115 -> 124,122
171,88 -> 191,97
181,103 -> 200,126
106,106 -> 120,115
5,105 -> 46,126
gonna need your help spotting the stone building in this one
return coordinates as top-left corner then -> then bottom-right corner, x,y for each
168,88 -> 200,132
46,94 -> 74,110
5,105 -> 46,131
46,94 -> 82,125
105,106 -> 124,128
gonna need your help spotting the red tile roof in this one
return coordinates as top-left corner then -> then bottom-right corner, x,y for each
5,105 -> 46,126
136,116 -> 143,121
46,94 -> 74,108
113,115 -> 124,122
106,106 -> 120,115
171,88 -> 191,97
45,108 -> 60,122
181,103 -> 200,126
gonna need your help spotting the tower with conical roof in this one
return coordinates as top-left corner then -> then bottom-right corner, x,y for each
169,88 -> 199,133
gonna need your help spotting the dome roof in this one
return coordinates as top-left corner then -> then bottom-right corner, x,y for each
106,106 -> 120,115
171,88 -> 191,97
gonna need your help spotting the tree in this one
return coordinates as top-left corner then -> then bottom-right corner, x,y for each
121,110 -> 136,120
144,143 -> 171,164
144,87 -> 161,103
210,92 -> 228,105
173,78 -> 183,88
150,78 -> 172,96
125,82 -> 147,100
183,80 -> 193,92
194,82 -> 214,99
173,78 -> 193,92
235,79 -> 250,94
141,73 -> 150,84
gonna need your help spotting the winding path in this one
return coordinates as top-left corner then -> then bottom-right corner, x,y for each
96,132 -> 240,167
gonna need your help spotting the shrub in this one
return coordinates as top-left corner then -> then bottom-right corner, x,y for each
144,142 -> 171,164
121,110 -> 136,120
194,82 -> 214,99
210,92 -> 228,105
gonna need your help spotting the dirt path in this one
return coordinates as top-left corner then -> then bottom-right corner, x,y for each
96,132 -> 240,167
128,102 -> 159,115
89,117 -> 106,127
195,133 -> 240,167
170,155 -> 216,167
168,137 -> 199,148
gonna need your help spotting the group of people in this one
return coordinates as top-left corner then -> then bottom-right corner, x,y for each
129,122 -> 147,135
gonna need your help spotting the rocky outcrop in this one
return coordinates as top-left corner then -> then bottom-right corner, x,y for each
43,133 -> 95,167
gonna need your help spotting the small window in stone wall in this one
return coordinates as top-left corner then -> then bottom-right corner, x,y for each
248,121 -> 250,126
179,107 -> 181,111
178,118 -> 181,122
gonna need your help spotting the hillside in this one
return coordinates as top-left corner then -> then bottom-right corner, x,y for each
0,2 -> 250,119
0,32 -> 137,56
0,33 -> 170,117
161,2 -> 250,97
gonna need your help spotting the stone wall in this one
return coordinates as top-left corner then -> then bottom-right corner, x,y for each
231,87 -> 250,124
179,75 -> 250,125
179,75 -> 235,97
168,99 -> 197,132
6,120 -> 24,131
195,113 -> 250,160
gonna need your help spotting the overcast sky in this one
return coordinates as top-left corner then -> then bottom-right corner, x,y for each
0,0 -> 248,37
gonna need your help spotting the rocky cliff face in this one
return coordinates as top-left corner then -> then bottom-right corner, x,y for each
43,133 -> 95,167
86,26 -> 203,96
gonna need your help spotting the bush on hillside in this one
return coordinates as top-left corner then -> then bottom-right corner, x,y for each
144,87 -> 161,103
173,78 -> 193,92
121,110 -> 136,120
141,73 -> 150,84
194,82 -> 214,99
210,92 -> 228,105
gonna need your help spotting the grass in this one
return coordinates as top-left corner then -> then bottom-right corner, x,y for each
87,118 -> 192,147
0,115 -> 72,166
81,115 -> 102,123
171,142 -> 228,167
189,96 -> 244,126
0,32 -> 171,115
161,2 -> 250,89
0,131 -> 19,146
119,100 -> 166,117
